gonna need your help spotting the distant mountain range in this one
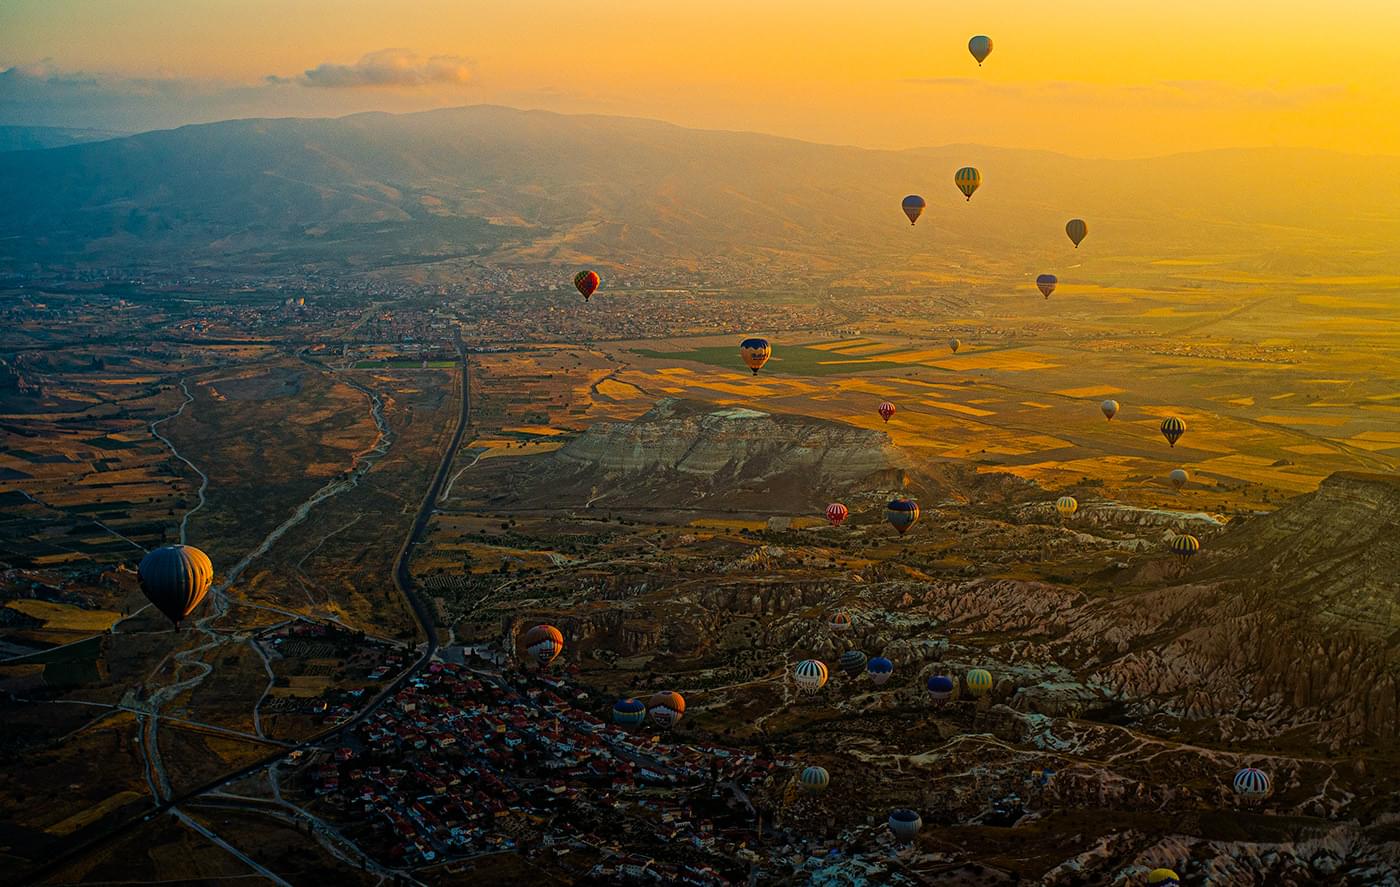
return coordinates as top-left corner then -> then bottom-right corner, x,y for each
0,125 -> 126,153
1,105 -> 1397,277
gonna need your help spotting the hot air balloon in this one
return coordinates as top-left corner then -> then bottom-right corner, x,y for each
1066,218 -> 1088,248
137,545 -> 213,626
926,674 -> 956,705
885,498 -> 920,535
966,668 -> 993,698
889,809 -> 923,842
647,691 -> 685,727
523,624 -> 564,666
878,401 -> 896,423
948,337 -> 961,354
902,194 -> 927,226
1101,399 -> 1119,421
825,503 -> 849,527
839,650 -> 868,677
800,766 -> 830,793
794,659 -> 829,693
954,167 -> 982,201
1169,468 -> 1189,490
828,609 -> 854,632
1055,496 -> 1078,518
1170,534 -> 1200,563
612,698 -> 647,727
1036,274 -> 1057,299
1160,417 -> 1186,447
739,337 -> 772,375
1233,767 -> 1271,802
968,35 -> 993,66
867,657 -> 894,685
573,270 -> 600,301
1147,870 -> 1181,886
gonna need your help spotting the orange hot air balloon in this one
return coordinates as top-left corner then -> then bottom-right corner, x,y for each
523,624 -> 564,666
647,691 -> 685,727
878,401 -> 896,423
573,270 -> 600,301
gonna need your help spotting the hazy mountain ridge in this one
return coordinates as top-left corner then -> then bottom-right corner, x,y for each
0,124 -> 126,153
2,105 -> 1398,275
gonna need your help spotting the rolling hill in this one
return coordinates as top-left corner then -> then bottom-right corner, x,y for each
1,104 -> 1398,276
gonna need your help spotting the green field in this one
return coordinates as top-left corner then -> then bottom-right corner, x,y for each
634,345 -> 907,377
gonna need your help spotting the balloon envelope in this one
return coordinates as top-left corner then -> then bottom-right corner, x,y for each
966,668 -> 993,697
901,194 -> 926,225
968,35 -> 993,65
794,659 -> 829,692
612,698 -> 647,726
573,270 -> 600,300
1233,767 -> 1271,801
1169,468 -> 1189,490
1170,534 -> 1200,563
739,337 -> 772,375
867,657 -> 894,685
1036,274 -> 1057,298
839,649 -> 868,676
885,498 -> 920,535
948,338 -> 961,354
954,166 -> 982,200
1055,496 -> 1078,517
1066,218 -> 1088,248
138,545 -> 213,626
800,766 -> 830,793
523,624 -> 564,666
825,503 -> 849,526
926,674 -> 955,703
1161,417 -> 1186,447
889,809 -> 923,841
878,401 -> 896,422
647,691 -> 685,727
1101,399 -> 1120,421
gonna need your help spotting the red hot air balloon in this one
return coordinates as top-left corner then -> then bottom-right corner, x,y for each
573,270 -> 600,301
878,401 -> 896,423
825,503 -> 849,527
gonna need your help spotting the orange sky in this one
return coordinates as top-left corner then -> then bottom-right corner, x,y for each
2,0 -> 1398,156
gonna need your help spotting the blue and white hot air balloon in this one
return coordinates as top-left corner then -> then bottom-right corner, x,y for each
867,657 -> 894,685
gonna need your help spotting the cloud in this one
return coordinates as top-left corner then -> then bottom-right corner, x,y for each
300,49 -> 474,89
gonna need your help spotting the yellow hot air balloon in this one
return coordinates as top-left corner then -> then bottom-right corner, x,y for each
1147,869 -> 1181,886
1160,416 -> 1186,447
966,668 -> 993,698
739,337 -> 772,375
955,166 -> 982,201
1066,218 -> 1088,248
1170,534 -> 1200,563
1055,496 -> 1078,517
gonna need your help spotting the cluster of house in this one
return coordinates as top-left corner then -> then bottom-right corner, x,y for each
301,656 -> 779,883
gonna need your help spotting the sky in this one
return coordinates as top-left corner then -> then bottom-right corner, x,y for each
1,0 -> 1398,158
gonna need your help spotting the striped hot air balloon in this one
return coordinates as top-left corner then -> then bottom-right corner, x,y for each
1160,416 -> 1186,447
1233,767 -> 1271,802
793,659 -> 829,693
902,194 -> 927,225
137,545 -> 214,626
1101,399 -> 1119,421
966,668 -> 993,698
926,674 -> 956,705
889,809 -> 923,842
825,503 -> 849,527
1169,468 -> 1190,490
867,657 -> 894,685
1170,534 -> 1200,563
612,698 -> 646,727
839,649 -> 868,677
573,270 -> 600,301
1147,869 -> 1181,886
1036,274 -> 1057,298
948,337 -> 961,354
878,401 -> 896,423
885,498 -> 920,535
523,624 -> 564,666
828,609 -> 854,631
800,765 -> 830,793
647,691 -> 685,728
1055,496 -> 1078,518
968,35 -> 993,66
1066,218 -> 1088,248
739,337 -> 772,375
954,166 -> 982,201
